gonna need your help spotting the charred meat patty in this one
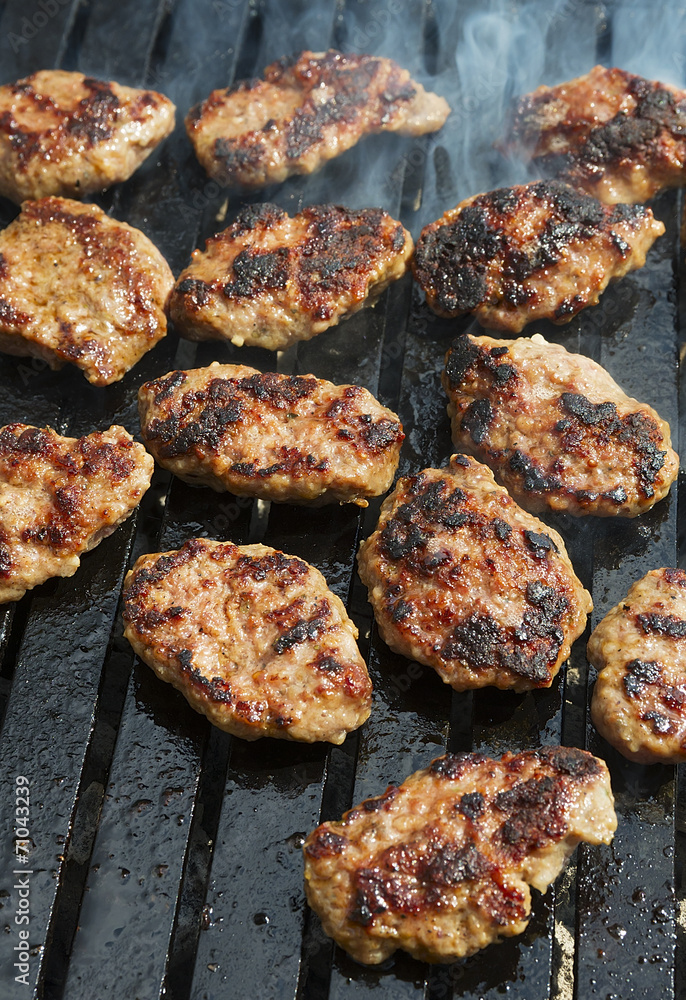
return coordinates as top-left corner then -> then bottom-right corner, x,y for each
357,454 -> 592,692
122,538 -> 372,744
0,197 -> 174,385
502,65 -> 686,204
590,567 -> 686,763
0,423 -> 153,604
185,49 -> 449,188
169,202 -> 413,351
0,70 -> 175,203
138,363 -> 404,506
304,746 -> 616,964
412,179 -> 663,331
442,333 -> 679,517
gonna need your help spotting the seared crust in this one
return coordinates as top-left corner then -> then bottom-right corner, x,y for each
138,363 -> 403,506
185,50 -> 449,188
0,197 -> 174,385
169,202 -> 413,350
412,180 -> 664,331
590,568 -> 686,763
122,538 -> 372,743
0,70 -> 175,203
0,423 -> 153,604
503,65 -> 686,204
304,746 -> 616,964
357,455 -> 592,691
442,334 -> 679,517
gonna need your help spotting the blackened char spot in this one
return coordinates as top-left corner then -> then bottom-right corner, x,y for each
642,710 -> 672,734
429,753 -> 487,780
458,791 -> 485,819
524,530 -> 558,557
359,417 -> 403,452
461,398 -> 494,444
444,336 -> 480,387
624,658 -> 662,697
536,745 -> 601,779
273,611 -> 329,653
637,613 -> 686,638
349,837 -> 493,926
224,247 -> 290,299
175,278 -> 209,307
509,450 -> 562,493
149,371 -> 187,403
305,829 -> 348,859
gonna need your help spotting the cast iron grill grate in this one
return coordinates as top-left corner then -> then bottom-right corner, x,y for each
0,1 -> 683,998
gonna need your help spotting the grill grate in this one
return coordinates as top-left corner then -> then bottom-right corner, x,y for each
0,1 -> 683,997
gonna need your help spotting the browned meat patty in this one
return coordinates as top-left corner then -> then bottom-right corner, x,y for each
304,745 -> 616,964
122,538 -> 372,743
442,333 -> 679,517
138,363 -> 403,506
502,65 -> 686,204
412,179 -> 663,331
590,568 -> 686,763
185,49 -> 449,189
0,423 -> 153,604
0,197 -> 174,385
169,202 -> 413,351
357,454 -> 592,692
0,70 -> 175,203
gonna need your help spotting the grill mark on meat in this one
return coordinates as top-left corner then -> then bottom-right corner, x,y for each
439,589 -> 567,683
623,658 -> 662,697
458,792 -> 485,818
462,399 -> 494,444
350,838 -> 495,927
0,76 -> 121,167
123,539 -> 212,614
637,613 -> 686,638
151,371 -> 187,403
305,830 -> 349,859
270,598 -> 331,653
495,776 -> 567,852
523,530 -> 558,556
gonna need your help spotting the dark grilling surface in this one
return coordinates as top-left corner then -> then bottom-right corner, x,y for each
0,1 -> 682,998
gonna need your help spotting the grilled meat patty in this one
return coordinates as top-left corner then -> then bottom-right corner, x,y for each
357,454 -> 591,692
185,49 -> 449,189
169,202 -> 413,351
138,363 -> 403,506
590,568 -> 686,763
442,333 -> 679,517
0,70 -> 175,203
0,423 -> 153,604
0,197 -> 174,385
122,538 -> 372,743
412,179 -> 663,331
304,745 -> 616,964
503,65 -> 686,204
